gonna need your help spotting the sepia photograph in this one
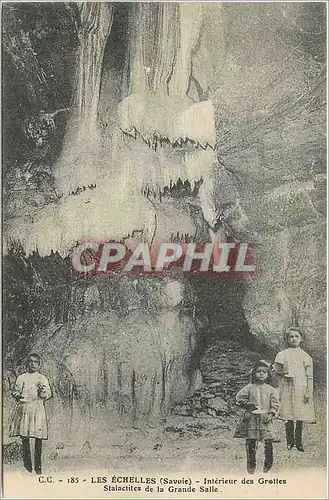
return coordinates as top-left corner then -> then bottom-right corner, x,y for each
1,1 -> 327,498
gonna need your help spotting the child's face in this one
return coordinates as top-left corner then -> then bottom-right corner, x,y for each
27,356 -> 40,373
255,367 -> 268,383
287,331 -> 302,347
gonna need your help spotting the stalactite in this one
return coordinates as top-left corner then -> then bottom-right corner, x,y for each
168,3 -> 203,98
5,3 -> 233,258
128,3 -> 203,97
116,2 -> 222,241
77,2 -> 114,134
151,3 -> 180,95
53,3 -> 114,196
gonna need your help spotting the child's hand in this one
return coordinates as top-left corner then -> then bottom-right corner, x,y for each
38,386 -> 48,400
304,391 -> 311,403
263,413 -> 275,424
12,390 -> 23,402
244,402 -> 258,409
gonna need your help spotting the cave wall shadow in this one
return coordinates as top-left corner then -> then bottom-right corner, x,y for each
190,276 -> 278,357
1,3 -> 79,176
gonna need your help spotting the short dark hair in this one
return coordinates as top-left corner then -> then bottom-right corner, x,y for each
27,352 -> 41,364
284,327 -> 304,347
250,360 -> 271,384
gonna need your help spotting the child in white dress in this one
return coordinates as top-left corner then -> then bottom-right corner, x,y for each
274,327 -> 315,451
9,353 -> 52,474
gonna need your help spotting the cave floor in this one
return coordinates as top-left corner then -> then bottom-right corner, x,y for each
40,405 -> 326,474
3,400 -> 326,484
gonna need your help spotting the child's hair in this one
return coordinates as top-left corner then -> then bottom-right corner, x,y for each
284,326 -> 304,347
26,352 -> 41,365
250,360 -> 272,384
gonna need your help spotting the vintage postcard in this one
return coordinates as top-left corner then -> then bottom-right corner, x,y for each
1,1 -> 327,499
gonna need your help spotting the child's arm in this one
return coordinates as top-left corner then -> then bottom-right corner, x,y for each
273,362 -> 285,375
236,386 -> 257,409
269,388 -> 280,416
38,376 -> 52,401
304,356 -> 314,403
11,376 -> 24,401
273,350 -> 288,376
263,388 -> 280,423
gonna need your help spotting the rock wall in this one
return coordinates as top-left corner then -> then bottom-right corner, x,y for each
201,3 -> 326,362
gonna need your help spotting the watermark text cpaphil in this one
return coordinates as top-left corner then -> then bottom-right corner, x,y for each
70,241 -> 258,277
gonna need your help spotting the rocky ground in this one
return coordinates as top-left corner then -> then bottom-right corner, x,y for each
171,339 -> 263,419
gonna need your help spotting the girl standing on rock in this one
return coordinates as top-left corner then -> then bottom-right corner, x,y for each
9,353 -> 52,474
273,327 -> 316,452
234,360 -> 279,474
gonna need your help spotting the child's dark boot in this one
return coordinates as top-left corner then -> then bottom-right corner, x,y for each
246,440 -> 256,474
263,440 -> 273,473
22,437 -> 32,473
295,421 -> 304,452
34,438 -> 42,474
285,420 -> 295,450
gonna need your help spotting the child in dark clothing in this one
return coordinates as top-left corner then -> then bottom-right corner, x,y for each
234,360 -> 279,474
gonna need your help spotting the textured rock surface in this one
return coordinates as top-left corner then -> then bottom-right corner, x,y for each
2,3 -> 327,446
200,3 -> 327,361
